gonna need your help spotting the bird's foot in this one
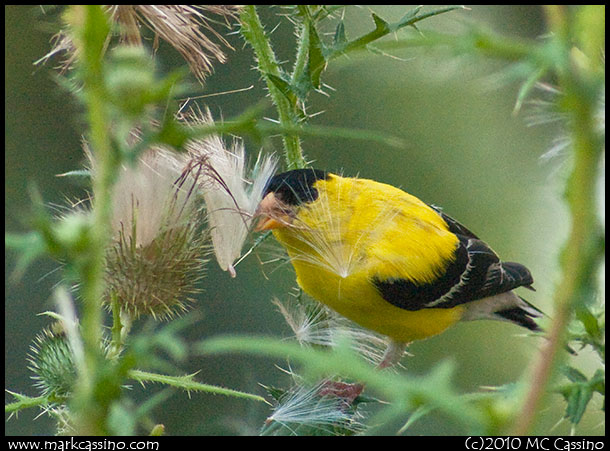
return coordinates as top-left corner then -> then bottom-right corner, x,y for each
318,380 -> 365,405
378,340 -> 407,369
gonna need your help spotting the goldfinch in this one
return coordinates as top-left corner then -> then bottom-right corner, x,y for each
254,169 -> 543,366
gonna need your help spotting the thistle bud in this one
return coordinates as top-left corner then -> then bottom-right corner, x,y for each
27,323 -> 77,398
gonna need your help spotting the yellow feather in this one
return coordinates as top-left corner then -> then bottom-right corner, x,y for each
272,174 -> 465,343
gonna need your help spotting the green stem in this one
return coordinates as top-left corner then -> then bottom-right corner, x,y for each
69,5 -> 116,435
5,393 -> 52,414
185,111 -> 404,149
291,6 -> 311,88
328,6 -> 466,59
127,369 -> 268,404
81,13 -> 109,373
511,7 -> 604,435
198,335 -> 485,430
239,5 -> 306,170
513,95 -> 603,435
108,292 -> 124,360
370,30 -> 537,64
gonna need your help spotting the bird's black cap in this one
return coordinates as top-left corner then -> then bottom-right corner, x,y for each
263,169 -> 329,206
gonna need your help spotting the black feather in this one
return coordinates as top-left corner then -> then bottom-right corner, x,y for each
373,238 -> 468,311
429,204 -> 480,239
500,261 -> 535,291
495,305 -> 542,332
263,169 -> 329,206
374,231 -> 536,312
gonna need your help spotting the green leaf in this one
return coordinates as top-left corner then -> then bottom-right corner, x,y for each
307,22 -> 327,90
333,21 -> 347,46
563,366 -> 588,383
397,5 -> 423,27
156,115 -> 191,150
197,334 -> 485,431
266,72 -> 298,104
5,232 -> 47,280
557,366 -> 605,425
406,5 -> 465,26
513,66 -> 547,115
256,121 -> 405,149
260,384 -> 289,403
565,385 -> 593,424
371,13 -> 390,34
56,169 -> 92,179
149,424 -> 165,436
329,6 -> 464,59
575,305 -> 603,340
397,405 -> 434,434
81,6 -> 111,75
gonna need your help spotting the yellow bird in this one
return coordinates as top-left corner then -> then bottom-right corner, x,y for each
255,169 -> 542,368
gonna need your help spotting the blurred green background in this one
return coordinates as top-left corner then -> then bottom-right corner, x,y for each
5,5 -> 604,435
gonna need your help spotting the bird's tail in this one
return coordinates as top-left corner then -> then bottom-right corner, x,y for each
494,296 -> 544,332
461,292 -> 544,332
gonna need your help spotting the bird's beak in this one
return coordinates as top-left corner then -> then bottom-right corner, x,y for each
253,193 -> 291,232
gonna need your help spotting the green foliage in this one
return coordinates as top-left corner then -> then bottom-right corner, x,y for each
5,5 -> 268,435
197,334 -> 488,434
556,367 -> 604,426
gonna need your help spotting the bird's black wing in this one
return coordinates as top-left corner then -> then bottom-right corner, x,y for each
372,234 -> 535,312
428,204 -> 480,239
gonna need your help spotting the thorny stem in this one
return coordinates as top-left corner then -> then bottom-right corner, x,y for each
69,5 -> 117,435
5,393 -> 52,414
371,30 -> 537,64
239,5 -> 306,170
513,94 -> 603,435
291,16 -> 310,90
511,6 -> 604,435
127,370 -> 268,404
327,6 -> 466,59
108,292 -> 124,360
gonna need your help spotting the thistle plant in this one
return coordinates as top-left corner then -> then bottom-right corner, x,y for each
6,5 -> 605,437
101,147 -> 209,321
38,5 -> 240,83
27,323 -> 80,400
6,5 -> 266,435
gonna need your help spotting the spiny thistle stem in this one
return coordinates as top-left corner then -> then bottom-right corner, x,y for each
511,6 -> 604,435
290,6 -> 312,89
239,5 -> 306,170
5,392 -> 51,414
513,96 -> 603,435
108,292 -> 123,360
127,370 -> 268,403
69,5 -> 117,435
327,6 -> 467,60
78,4 -> 110,373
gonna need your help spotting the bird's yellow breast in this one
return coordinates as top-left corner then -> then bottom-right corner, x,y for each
272,175 -> 465,343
